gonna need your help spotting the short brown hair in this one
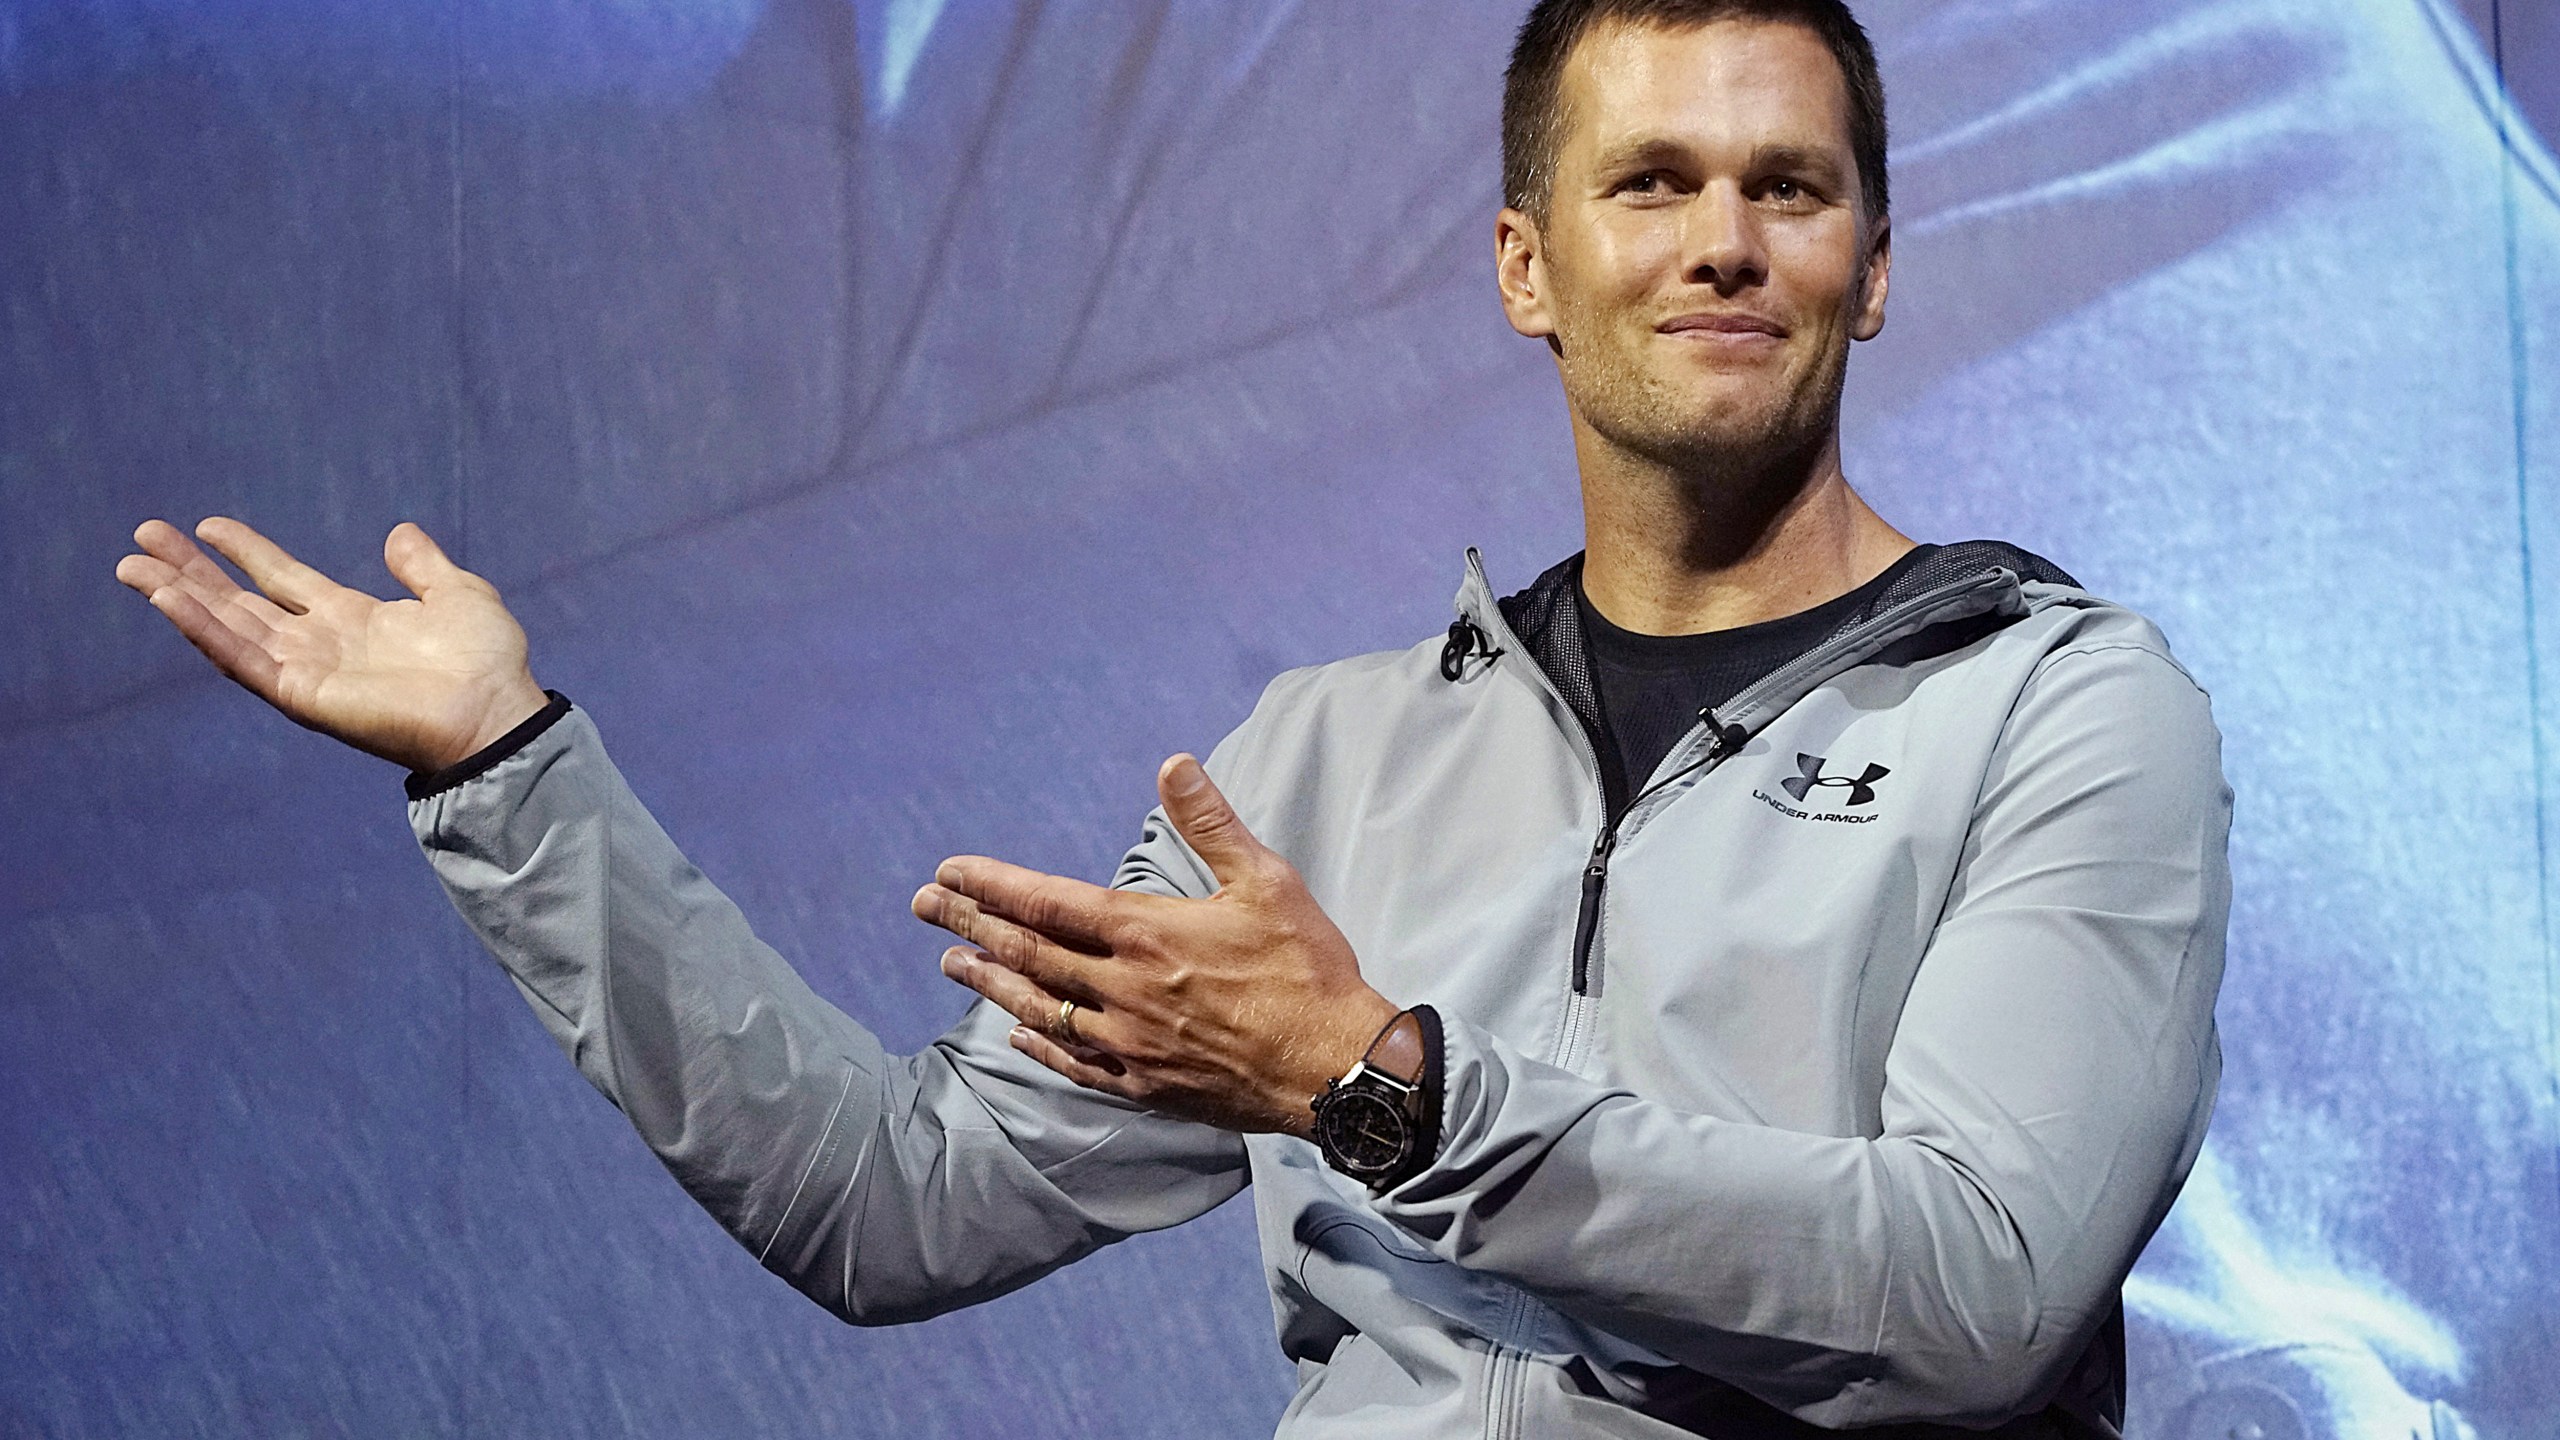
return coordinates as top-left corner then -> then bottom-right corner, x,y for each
1501,0 -> 1888,225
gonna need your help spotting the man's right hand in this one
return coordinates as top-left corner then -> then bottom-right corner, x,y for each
115,517 -> 551,775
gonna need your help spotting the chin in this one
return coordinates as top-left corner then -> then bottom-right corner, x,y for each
1656,393 -> 1795,449
1601,386 -> 1831,475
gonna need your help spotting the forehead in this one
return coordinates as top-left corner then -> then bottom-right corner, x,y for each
1554,18 -> 1854,166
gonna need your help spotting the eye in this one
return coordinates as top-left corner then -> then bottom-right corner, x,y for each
1618,171 -> 1662,195
1760,176 -> 1822,210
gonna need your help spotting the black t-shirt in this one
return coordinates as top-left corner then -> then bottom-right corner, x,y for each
1575,546 -> 1934,809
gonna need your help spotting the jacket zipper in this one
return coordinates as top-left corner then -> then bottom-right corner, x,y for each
1568,828 -> 1616,995
1566,714 -> 1745,994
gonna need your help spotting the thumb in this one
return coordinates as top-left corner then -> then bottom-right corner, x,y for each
1159,754 -> 1267,887
384,522 -> 474,598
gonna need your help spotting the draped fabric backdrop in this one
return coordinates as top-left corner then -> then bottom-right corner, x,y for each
4,1 -> 2555,1434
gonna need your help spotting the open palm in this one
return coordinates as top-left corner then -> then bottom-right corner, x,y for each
115,517 -> 550,774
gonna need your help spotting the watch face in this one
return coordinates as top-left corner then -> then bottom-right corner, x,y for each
1317,1088 -> 1411,1176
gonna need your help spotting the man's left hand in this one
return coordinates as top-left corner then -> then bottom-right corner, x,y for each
911,754 -> 1399,1138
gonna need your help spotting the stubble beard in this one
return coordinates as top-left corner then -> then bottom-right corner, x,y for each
1561,318 -> 1852,504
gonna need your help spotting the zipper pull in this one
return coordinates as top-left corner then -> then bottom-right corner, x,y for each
1570,825 -> 1617,995
1584,824 -> 1617,875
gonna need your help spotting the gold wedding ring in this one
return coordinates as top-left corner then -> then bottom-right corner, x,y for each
1053,998 -> 1081,1045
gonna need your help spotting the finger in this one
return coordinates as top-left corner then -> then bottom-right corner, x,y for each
193,516 -> 341,614
1007,1025 -> 1141,1099
123,528 -> 284,659
929,855 -> 1116,952
132,519 -> 278,619
132,517 -> 209,570
913,884 -> 1101,992
383,521 -> 478,600
118,547 -> 289,644
115,551 -> 181,597
937,946 -> 1129,1071
144,582 -> 283,698
1157,754 -> 1270,888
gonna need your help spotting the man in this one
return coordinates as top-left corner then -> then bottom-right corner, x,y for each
112,0 -> 2228,1433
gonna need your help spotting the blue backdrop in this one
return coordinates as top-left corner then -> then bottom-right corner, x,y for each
3,1 -> 2554,1435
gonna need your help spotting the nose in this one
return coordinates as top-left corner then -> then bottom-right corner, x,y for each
1681,181 -> 1765,294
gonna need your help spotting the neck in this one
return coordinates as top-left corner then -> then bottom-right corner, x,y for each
1573,415 -> 1913,636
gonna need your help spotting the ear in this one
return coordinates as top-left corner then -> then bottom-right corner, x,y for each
1850,214 -> 1890,342
1496,207 -> 1558,345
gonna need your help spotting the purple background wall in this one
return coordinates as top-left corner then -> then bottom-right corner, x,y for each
4,1 -> 2555,1435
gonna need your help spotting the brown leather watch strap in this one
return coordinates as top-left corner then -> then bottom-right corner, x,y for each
1363,1009 -> 1428,1086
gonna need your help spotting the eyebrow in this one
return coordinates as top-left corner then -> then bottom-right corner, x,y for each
1586,136 -> 1692,175
1586,136 -> 1849,186
1742,143 -> 1847,183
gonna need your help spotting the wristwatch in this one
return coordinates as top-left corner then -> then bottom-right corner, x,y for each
1310,1006 -> 1441,1190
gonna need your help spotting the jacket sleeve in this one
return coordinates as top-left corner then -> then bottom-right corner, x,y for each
408,705 -> 1246,1325
1370,641 -> 2231,1426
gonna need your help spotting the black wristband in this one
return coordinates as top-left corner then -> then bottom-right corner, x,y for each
403,691 -> 574,801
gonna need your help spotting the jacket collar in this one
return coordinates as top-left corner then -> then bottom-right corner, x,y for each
1452,539 -> 2079,768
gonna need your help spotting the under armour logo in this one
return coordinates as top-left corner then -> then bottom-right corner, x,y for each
1779,753 -> 1890,807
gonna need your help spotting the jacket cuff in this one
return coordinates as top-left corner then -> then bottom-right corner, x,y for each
403,691 -> 574,801
1371,1008 -> 1630,1226
1410,1003 -> 1446,1180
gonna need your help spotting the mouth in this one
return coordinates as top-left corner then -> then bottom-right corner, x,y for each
1657,312 -> 1788,340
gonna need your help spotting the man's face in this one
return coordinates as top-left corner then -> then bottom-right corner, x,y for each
1497,18 -> 1889,476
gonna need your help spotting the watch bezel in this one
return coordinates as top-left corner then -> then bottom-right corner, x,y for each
1312,1064 -> 1421,1181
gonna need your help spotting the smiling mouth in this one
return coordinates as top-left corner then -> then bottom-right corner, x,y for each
1657,314 -> 1787,339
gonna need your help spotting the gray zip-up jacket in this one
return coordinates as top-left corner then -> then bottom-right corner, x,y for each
410,541 -> 2229,1438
